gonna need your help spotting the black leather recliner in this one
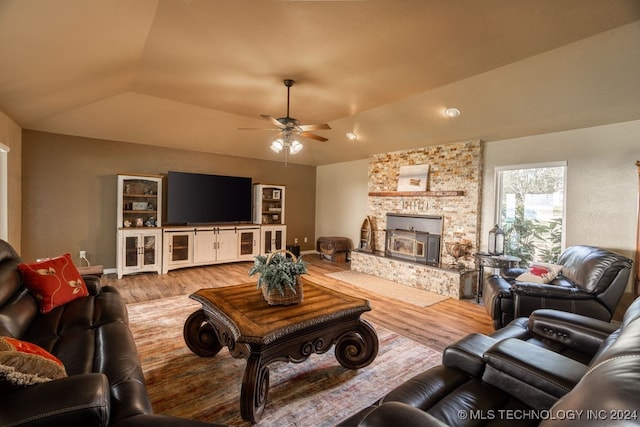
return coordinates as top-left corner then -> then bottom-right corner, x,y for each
338,297 -> 640,427
483,245 -> 632,329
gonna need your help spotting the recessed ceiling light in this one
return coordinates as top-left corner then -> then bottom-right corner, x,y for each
444,107 -> 461,118
346,132 -> 358,141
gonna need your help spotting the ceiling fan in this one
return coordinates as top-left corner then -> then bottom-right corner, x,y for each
239,79 -> 331,142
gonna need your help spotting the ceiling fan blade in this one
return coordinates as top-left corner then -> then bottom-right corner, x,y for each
261,114 -> 284,128
300,132 -> 329,142
299,123 -> 331,131
238,127 -> 279,131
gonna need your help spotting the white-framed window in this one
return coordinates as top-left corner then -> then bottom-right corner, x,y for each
495,161 -> 567,265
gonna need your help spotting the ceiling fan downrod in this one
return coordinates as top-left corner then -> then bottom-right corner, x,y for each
284,79 -> 294,118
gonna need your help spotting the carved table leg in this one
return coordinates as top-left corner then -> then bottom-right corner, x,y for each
241,353 -> 270,423
335,319 -> 379,369
183,309 -> 223,357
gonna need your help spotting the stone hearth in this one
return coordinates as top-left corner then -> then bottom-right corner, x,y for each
351,251 -> 475,299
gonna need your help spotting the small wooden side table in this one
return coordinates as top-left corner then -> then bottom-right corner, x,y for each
77,265 -> 104,277
474,253 -> 521,303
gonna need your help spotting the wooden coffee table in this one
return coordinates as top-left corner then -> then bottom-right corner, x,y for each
183,275 -> 378,423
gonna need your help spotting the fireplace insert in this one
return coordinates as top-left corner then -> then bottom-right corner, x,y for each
384,213 -> 442,265
385,229 -> 440,265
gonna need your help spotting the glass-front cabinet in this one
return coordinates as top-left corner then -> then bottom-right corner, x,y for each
260,225 -> 287,255
238,227 -> 260,260
117,230 -> 161,279
116,174 -> 163,279
125,234 -> 158,267
163,230 -> 194,273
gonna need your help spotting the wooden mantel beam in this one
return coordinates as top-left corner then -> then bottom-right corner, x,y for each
368,190 -> 465,197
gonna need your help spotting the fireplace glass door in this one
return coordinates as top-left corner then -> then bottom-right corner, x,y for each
385,229 -> 440,265
389,235 -> 424,259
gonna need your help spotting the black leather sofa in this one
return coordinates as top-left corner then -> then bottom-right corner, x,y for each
338,297 -> 640,426
0,239 -> 223,427
483,245 -> 632,329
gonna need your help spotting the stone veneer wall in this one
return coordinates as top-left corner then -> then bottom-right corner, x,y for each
351,140 -> 483,299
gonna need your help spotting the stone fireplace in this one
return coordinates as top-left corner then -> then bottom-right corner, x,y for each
350,140 -> 483,299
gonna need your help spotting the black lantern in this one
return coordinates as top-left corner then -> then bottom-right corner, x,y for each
488,224 -> 505,255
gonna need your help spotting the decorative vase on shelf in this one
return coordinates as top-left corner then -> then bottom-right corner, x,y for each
248,249 -> 307,306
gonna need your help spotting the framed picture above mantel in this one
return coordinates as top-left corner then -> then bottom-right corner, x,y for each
397,164 -> 430,191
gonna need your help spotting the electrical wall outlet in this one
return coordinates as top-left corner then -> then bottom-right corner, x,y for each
304,237 -> 308,243
79,250 -> 86,259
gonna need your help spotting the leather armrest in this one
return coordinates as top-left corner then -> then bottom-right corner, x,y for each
485,275 -> 513,296
443,333 -> 497,377
358,402 -> 448,427
82,274 -> 102,295
501,267 -> 527,280
511,282 -> 592,299
528,309 -> 618,356
482,338 -> 587,408
0,373 -> 111,426
483,275 -> 517,328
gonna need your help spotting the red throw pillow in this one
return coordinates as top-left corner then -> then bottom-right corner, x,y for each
18,254 -> 89,313
0,336 -> 67,389
515,262 -> 563,284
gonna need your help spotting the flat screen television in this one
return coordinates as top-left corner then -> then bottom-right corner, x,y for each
166,171 -> 253,224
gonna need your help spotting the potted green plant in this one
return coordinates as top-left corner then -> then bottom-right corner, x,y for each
249,249 -> 307,305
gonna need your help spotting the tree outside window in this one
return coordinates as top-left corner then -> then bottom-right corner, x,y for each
496,162 -> 566,266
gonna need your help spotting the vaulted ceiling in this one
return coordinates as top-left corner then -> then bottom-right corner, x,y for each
1,0 -> 639,166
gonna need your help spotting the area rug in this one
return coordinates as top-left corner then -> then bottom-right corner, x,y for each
325,270 -> 449,308
127,294 -> 441,427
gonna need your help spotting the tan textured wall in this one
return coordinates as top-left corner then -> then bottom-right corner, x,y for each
0,110 -> 22,252
22,130 -> 316,267
315,159 -> 369,247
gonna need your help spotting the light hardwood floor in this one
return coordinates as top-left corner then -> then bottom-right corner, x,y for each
103,254 -> 495,352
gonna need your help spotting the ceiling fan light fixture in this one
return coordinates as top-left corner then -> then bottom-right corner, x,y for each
271,139 -> 283,153
240,79 -> 329,165
444,107 -> 461,118
290,140 -> 303,154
